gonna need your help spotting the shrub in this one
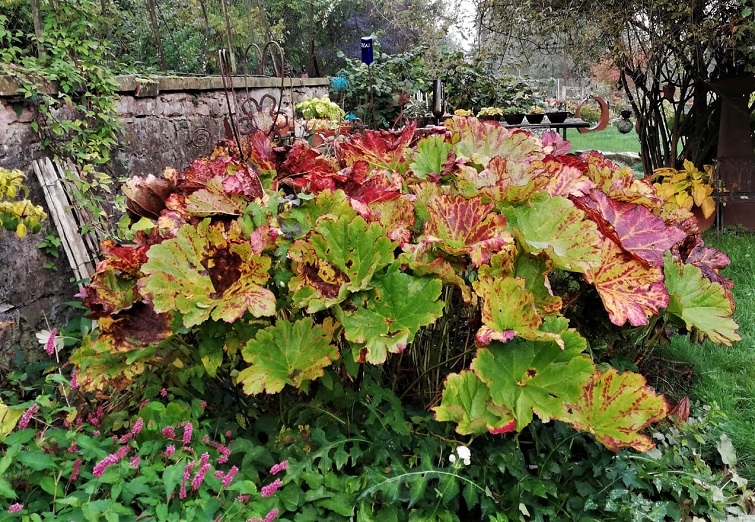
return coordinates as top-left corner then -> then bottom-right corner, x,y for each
66,117 -> 740,462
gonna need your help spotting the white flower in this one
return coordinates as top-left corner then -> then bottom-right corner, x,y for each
448,454 -> 457,463
450,445 -> 471,466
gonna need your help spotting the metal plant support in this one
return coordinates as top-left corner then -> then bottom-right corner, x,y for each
191,43 -> 292,158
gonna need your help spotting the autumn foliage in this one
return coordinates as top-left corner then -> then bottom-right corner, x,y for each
72,118 -> 739,452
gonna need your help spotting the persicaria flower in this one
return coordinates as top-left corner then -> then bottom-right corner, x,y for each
8,503 -> 23,513
182,422 -> 193,445
71,459 -> 82,481
235,494 -> 249,503
162,425 -> 176,439
179,461 -> 194,499
160,388 -> 167,397
260,478 -> 282,498
191,452 -> 211,491
45,328 -> 57,355
221,466 -> 238,488
18,404 -> 38,429
269,460 -> 288,475
70,369 -> 79,389
131,418 -> 144,435
93,445 -> 130,477
264,508 -> 280,522
165,444 -> 176,457
130,456 -> 141,468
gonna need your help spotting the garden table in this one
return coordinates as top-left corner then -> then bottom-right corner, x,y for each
502,117 -> 591,140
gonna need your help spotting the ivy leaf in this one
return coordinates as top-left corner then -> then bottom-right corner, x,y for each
237,317 -> 339,394
289,214 -> 396,312
664,253 -> 741,345
409,135 -> 452,179
423,193 -> 513,267
433,371 -> 516,435
585,241 -> 669,327
504,193 -> 603,273
337,270 -> 444,364
565,368 -> 668,452
141,219 -> 275,328
0,398 -> 23,442
471,334 -> 594,430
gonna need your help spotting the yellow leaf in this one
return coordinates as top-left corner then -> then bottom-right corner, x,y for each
0,399 -> 23,441
701,197 -> 716,219
16,222 -> 27,238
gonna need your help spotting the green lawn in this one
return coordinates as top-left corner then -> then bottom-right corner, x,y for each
566,125 -> 641,154
661,230 -> 755,479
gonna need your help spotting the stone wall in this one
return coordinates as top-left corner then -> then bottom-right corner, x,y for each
0,74 -> 329,363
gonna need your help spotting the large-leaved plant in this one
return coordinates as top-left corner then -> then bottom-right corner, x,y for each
71,117 -> 739,452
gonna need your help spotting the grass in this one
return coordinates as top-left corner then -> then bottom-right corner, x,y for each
565,124 -> 641,154
659,229 -> 755,479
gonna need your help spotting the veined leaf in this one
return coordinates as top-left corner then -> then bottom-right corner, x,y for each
585,240 -> 668,327
186,177 -> 245,216
237,317 -> 339,394
141,219 -> 276,328
474,276 -> 562,346
664,253 -> 741,345
366,196 -> 417,245
541,159 -> 596,198
433,371 -> 516,435
423,193 -> 513,267
337,126 -> 414,174
576,189 -> 686,268
505,193 -> 603,273
447,116 -> 543,168
337,270 -> 444,364
289,214 -> 396,312
471,335 -> 594,430
566,368 -> 668,452
582,152 -> 662,206
409,135 -> 452,179
0,399 -> 23,442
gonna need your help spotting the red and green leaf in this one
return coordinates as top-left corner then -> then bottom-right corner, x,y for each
423,193 -> 513,266
504,193 -> 603,273
447,116 -> 543,168
664,253 -> 741,345
471,333 -> 595,430
237,317 -> 339,394
566,368 -> 668,452
336,269 -> 444,364
337,125 -> 414,174
433,371 -> 516,435
585,240 -> 668,327
409,135 -> 453,180
141,219 -> 276,327
576,189 -> 686,268
288,213 -> 397,312
474,276 -> 544,346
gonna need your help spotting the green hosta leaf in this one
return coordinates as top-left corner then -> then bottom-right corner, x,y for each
505,193 -> 602,273
0,398 -> 23,442
565,368 -> 668,452
337,270 -> 444,364
471,335 -> 595,430
238,317 -> 339,394
409,135 -> 452,179
664,253 -> 741,345
433,370 -> 516,435
289,214 -> 396,312
585,241 -> 668,327
141,219 -> 276,328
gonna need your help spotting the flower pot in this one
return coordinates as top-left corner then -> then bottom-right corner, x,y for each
503,113 -> 525,125
546,111 -> 570,124
479,115 -> 501,121
526,113 -> 545,124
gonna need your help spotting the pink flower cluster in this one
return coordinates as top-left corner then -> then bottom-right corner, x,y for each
213,465 -> 238,488
18,404 -> 39,429
7,503 -> 23,514
191,453 -> 211,491
260,478 -> 282,498
247,508 -> 279,522
92,444 -> 130,477
269,460 -> 288,475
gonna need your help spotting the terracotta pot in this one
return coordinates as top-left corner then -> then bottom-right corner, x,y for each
692,204 -> 716,233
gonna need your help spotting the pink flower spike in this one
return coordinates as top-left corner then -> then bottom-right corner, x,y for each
162,425 -> 176,439
222,466 -> 238,488
235,494 -> 250,503
264,508 -> 280,522
165,445 -> 176,457
260,478 -> 282,498
45,328 -> 57,355
71,459 -> 82,481
160,388 -> 168,397
131,418 -> 144,435
18,404 -> 38,429
269,460 -> 288,475
70,369 -> 79,389
130,456 -> 141,468
182,422 -> 193,445
7,503 -> 23,513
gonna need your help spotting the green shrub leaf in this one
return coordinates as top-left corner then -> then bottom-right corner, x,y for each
238,317 -> 339,394
565,368 -> 668,452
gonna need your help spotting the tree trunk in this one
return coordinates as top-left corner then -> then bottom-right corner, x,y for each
144,0 -> 167,71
